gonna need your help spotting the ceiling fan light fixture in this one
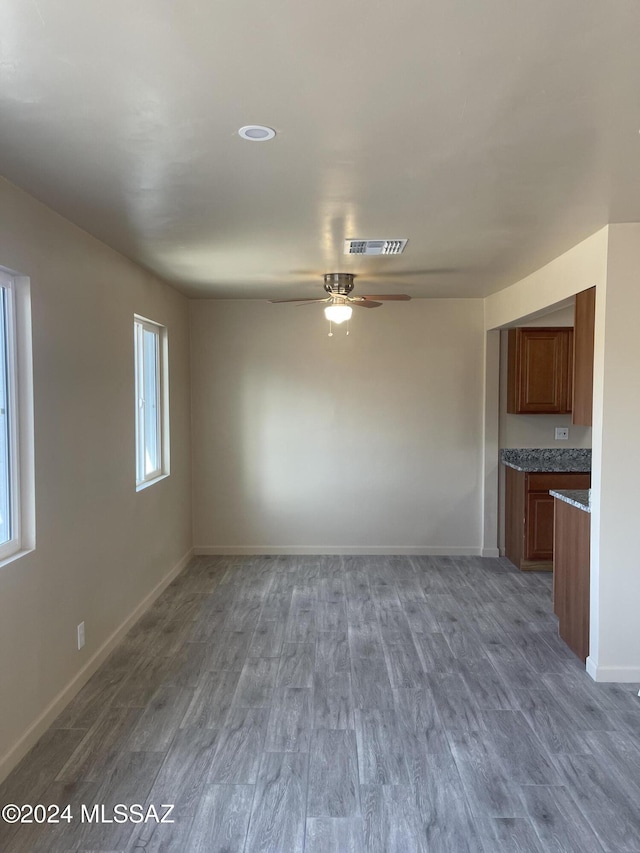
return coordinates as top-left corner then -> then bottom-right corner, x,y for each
324,304 -> 352,324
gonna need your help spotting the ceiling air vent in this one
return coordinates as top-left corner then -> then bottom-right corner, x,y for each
344,239 -> 408,256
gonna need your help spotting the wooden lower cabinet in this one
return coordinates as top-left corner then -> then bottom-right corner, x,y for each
553,499 -> 590,661
505,468 -> 591,570
525,490 -> 556,562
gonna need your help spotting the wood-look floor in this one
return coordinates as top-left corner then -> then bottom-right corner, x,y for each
1,555 -> 639,852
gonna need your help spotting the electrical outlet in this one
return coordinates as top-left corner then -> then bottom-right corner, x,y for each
77,621 -> 85,650
555,427 -> 569,440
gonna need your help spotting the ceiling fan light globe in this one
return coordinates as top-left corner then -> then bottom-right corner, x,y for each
324,304 -> 352,324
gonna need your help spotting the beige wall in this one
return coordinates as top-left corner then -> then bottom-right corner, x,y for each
484,227 -> 608,330
0,178 -> 192,776
588,223 -> 640,680
190,298 -> 485,553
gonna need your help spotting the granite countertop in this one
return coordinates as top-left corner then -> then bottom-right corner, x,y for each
550,489 -> 591,513
501,448 -> 592,473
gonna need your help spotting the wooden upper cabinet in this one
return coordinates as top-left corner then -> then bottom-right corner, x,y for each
572,287 -> 596,426
507,327 -> 574,414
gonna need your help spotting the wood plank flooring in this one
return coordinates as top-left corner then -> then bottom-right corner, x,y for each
1,555 -> 639,852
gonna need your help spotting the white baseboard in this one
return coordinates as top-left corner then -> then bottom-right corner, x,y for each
194,545 -> 483,556
586,656 -> 640,682
481,548 -> 500,557
0,547 -> 194,785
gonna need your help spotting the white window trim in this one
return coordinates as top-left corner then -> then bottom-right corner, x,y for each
134,314 -> 170,491
0,269 -> 34,566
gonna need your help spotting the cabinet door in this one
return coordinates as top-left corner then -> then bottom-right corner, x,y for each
507,328 -> 573,414
572,287 -> 596,426
525,491 -> 555,561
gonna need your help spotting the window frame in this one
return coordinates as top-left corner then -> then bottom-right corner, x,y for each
134,315 -> 169,490
0,272 -> 22,561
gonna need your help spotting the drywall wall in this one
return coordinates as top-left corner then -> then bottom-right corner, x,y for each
190,298 -> 485,553
484,226 -> 608,331
0,177 -> 192,778
587,223 -> 640,680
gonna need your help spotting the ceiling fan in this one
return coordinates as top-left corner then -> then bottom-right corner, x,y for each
270,273 -> 411,332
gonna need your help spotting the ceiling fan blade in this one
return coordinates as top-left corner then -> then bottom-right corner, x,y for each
361,294 -> 411,301
269,297 -> 327,303
296,299 -> 331,306
352,300 -> 383,308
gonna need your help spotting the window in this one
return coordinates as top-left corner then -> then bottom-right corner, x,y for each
134,316 -> 168,488
0,272 -> 25,560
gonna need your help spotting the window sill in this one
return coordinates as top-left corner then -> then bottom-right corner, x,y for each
136,472 -> 170,492
0,545 -> 35,569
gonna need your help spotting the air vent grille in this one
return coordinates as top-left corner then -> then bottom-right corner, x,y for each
344,239 -> 408,256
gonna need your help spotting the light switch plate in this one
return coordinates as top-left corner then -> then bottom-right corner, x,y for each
555,427 -> 569,440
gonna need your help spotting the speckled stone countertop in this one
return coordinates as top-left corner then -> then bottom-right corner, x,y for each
550,489 -> 591,513
501,448 -> 592,473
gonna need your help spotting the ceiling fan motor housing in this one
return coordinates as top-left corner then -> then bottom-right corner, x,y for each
324,273 -> 355,295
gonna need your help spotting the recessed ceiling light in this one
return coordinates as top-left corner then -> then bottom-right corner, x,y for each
238,125 -> 276,141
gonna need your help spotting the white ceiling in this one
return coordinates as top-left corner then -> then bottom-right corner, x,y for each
1,0 -> 639,300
